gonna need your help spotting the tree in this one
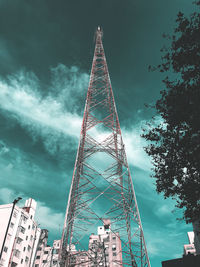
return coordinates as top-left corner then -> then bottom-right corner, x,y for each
142,1 -> 200,254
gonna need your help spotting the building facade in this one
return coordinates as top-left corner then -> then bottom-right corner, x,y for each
64,219 -> 123,267
183,231 -> 196,256
34,238 -> 60,267
33,220 -> 122,267
34,229 -> 50,267
88,219 -> 122,267
0,198 -> 41,267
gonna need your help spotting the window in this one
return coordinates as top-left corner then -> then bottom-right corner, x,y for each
113,252 -> 116,256
44,251 -> 48,254
53,249 -> 58,254
10,222 -> 14,228
23,247 -> 26,252
32,224 -> 35,230
13,211 -> 17,218
103,237 -> 109,242
16,237 -> 23,244
28,225 -> 30,229
30,215 -> 33,219
14,249 -> 20,258
36,256 -> 40,259
20,226 -> 25,234
105,225 -> 109,230
21,259 -> 23,264
25,257 -> 29,263
26,236 -> 28,240
22,215 -> 28,223
35,265 -> 39,267
43,260 -> 47,263
3,247 -> 8,252
112,245 -> 116,251
112,236 -> 116,240
28,245 -> 31,252
30,235 -> 33,241
7,233 -> 12,240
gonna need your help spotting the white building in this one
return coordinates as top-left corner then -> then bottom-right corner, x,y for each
51,240 -> 60,266
64,219 -> 123,266
88,219 -> 122,267
184,231 -> 196,255
34,219 -> 123,267
34,239 -> 60,267
0,198 -> 41,267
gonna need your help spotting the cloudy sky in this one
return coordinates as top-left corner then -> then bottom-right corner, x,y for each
0,0 -> 197,266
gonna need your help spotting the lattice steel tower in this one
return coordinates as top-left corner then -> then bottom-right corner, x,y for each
60,27 -> 151,267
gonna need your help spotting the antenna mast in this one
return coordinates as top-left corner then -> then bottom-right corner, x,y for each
60,27 -> 151,267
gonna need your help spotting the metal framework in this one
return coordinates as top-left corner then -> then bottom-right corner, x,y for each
60,27 -> 151,267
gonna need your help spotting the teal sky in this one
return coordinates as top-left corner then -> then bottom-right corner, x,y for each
0,1 -> 197,266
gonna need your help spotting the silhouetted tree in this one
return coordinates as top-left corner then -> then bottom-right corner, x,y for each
142,1 -> 200,254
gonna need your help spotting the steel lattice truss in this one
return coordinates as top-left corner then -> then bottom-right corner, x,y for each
60,27 -> 151,267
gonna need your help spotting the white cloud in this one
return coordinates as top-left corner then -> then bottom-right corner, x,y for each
50,64 -> 89,112
122,115 -> 164,171
0,66 -> 156,171
145,226 -> 186,259
0,75 -> 82,139
4,163 -> 13,171
0,141 -> 9,155
0,67 -> 87,155
147,242 -> 160,256
0,69 -> 142,172
156,204 -> 173,216
0,188 -> 16,204
35,201 -> 64,232
122,123 -> 151,171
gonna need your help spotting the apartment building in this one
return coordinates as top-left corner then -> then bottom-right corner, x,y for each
33,219 -> 123,267
34,238 -> 61,267
88,219 -> 122,267
0,198 -> 41,267
65,219 -> 122,266
34,229 -> 49,267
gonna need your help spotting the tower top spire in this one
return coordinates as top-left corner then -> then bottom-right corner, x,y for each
96,25 -> 103,39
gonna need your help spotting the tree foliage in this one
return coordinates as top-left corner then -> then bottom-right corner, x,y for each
143,2 -> 200,223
